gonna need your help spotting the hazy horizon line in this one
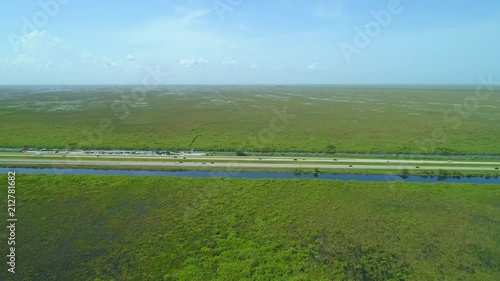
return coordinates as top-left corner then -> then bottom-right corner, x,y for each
0,83 -> 497,87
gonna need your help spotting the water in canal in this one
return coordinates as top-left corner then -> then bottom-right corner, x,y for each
1,168 -> 498,184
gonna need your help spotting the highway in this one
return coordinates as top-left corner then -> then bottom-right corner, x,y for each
3,152 -> 500,166
1,158 -> 499,171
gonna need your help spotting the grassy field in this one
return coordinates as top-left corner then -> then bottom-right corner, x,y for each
2,163 -> 500,178
2,174 -> 499,280
1,85 -> 499,154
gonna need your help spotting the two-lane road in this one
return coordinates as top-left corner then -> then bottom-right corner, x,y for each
1,159 -> 499,171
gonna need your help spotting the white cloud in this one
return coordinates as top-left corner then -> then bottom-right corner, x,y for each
47,37 -> 69,49
126,54 -> 136,61
214,39 -> 223,49
62,59 -> 74,69
179,57 -> 208,68
174,6 -> 188,14
46,61 -> 55,68
222,60 -> 237,65
184,9 -> 211,21
16,30 -> 70,52
20,30 -> 47,48
120,8 -> 216,51
306,62 -> 318,70
174,6 -> 211,21
311,2 -> 342,19
102,61 -> 118,67
102,56 -> 118,67
80,52 -> 99,63
250,64 -> 258,68
3,30 -> 75,71
5,54 -> 35,69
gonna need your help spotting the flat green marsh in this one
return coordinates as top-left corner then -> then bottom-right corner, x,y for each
1,85 -> 499,154
5,174 -> 500,280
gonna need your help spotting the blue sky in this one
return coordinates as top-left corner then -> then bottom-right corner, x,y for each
1,0 -> 499,84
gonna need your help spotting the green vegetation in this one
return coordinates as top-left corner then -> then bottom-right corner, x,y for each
2,161 -> 500,178
235,151 -> 247,156
399,169 -> 411,179
0,85 -> 499,154
3,174 -> 499,280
